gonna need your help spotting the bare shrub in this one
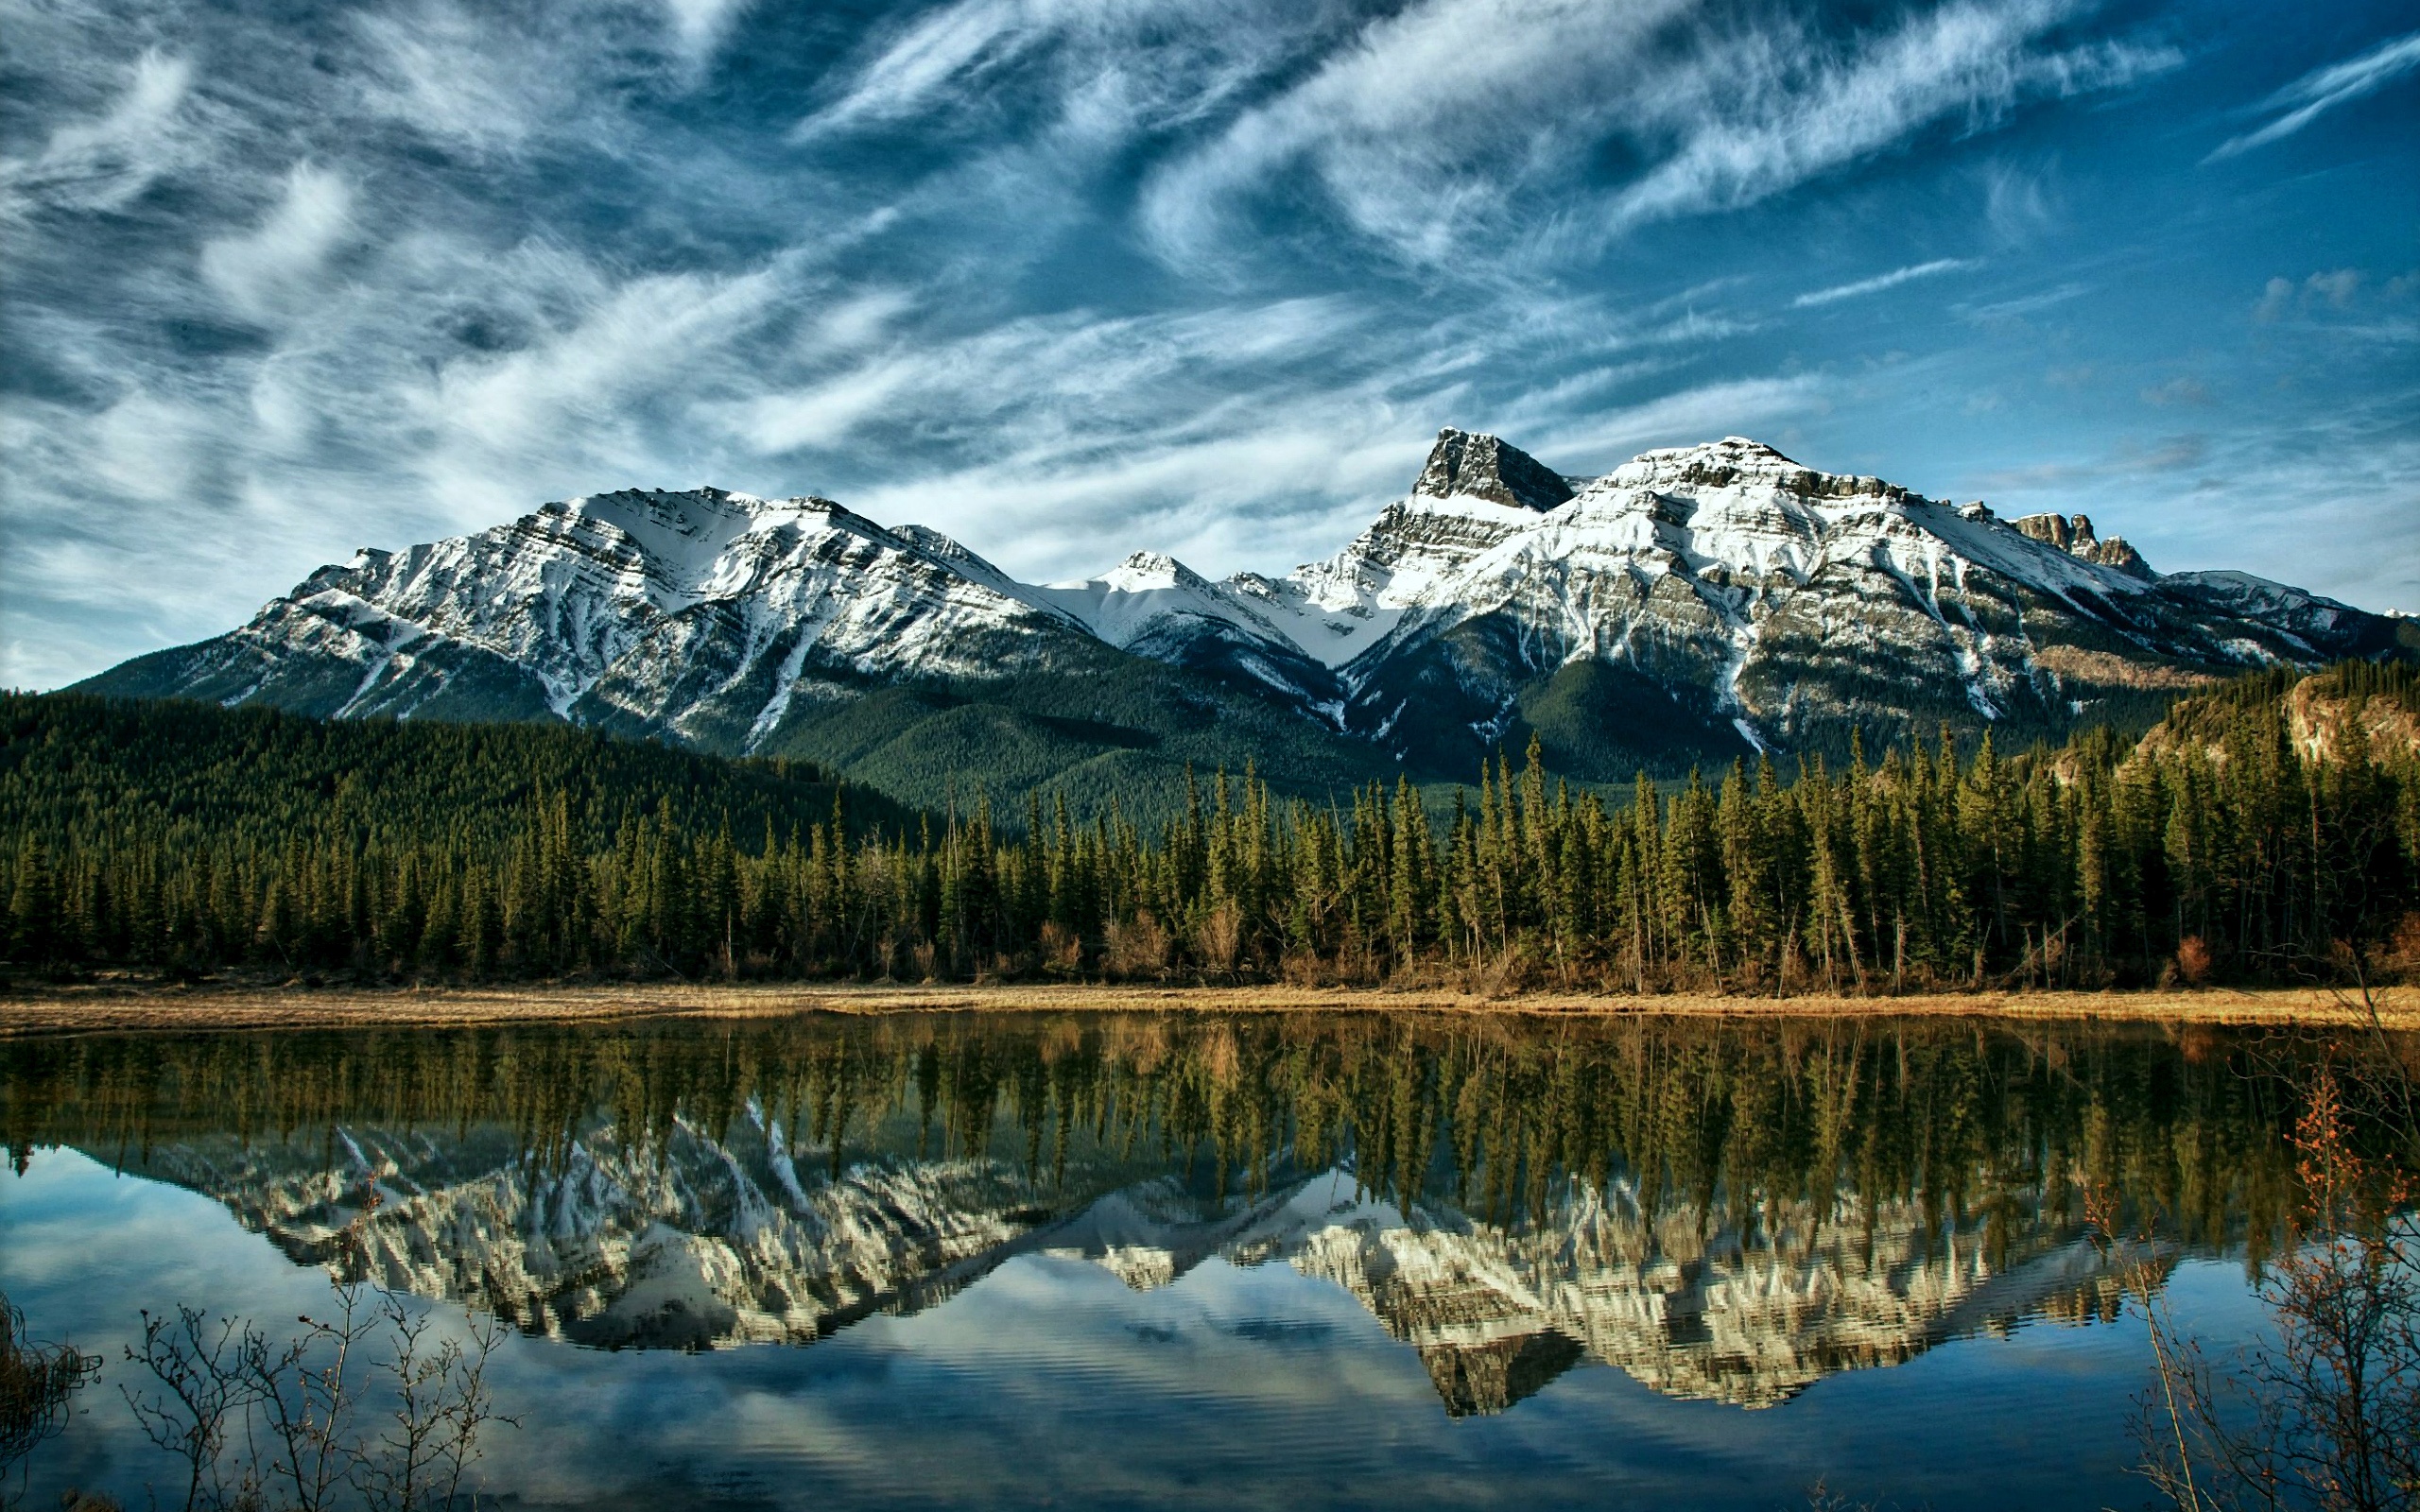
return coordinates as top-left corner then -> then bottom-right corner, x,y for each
1474,944 -> 1534,1000
1102,912 -> 1169,980
117,1190 -> 516,1512
2386,914 -> 2420,980
1038,921 -> 1083,975
1279,950 -> 1329,987
1192,902 -> 1241,979
2101,1064 -> 2420,1512
2176,936 -> 2215,988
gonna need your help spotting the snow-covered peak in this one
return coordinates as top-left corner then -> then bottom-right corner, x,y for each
1035,550 -> 1286,651
1101,551 -> 1210,593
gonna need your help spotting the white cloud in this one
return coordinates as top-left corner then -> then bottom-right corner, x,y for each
1140,0 -> 2174,270
199,163 -> 354,321
0,47 -> 194,217
1141,0 -> 1694,268
2253,268 -> 2369,322
2307,267 -> 2362,308
1603,1 -> 2174,235
664,0 -> 750,62
2207,29 -> 2420,162
406,261 -> 788,505
798,0 -> 1315,144
1793,258 -> 1980,307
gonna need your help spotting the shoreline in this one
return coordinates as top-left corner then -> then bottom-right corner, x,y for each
0,980 -> 2411,1037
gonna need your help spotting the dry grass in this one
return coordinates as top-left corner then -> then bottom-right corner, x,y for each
0,978 -> 2410,1038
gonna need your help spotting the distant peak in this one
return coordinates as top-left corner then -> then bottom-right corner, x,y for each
1106,551 -> 1208,591
1414,428 -> 1574,512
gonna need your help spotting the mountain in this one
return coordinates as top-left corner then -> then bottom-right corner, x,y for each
79,430 -> 2413,805
1126,431 -> 2411,777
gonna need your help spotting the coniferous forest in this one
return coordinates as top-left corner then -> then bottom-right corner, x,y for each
3,662 -> 2416,993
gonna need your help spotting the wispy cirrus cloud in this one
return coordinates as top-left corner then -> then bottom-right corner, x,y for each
0,47 -> 198,218
2207,28 -> 2420,161
1140,0 -> 2175,270
1599,0 -> 2176,236
0,0 -> 2410,689
1794,258 -> 1981,307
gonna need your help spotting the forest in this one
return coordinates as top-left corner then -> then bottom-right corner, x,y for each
2,662 -> 2416,993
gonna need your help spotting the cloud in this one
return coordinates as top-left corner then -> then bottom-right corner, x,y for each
1603,1 -> 2174,235
1957,281 -> 2088,323
2254,268 -> 2369,322
798,0 -> 1318,145
1138,0 -> 2173,272
1968,431 -> 2208,490
199,163 -> 355,321
2139,376 -> 2210,407
2207,29 -> 2420,162
0,47 -> 195,217
664,0 -> 751,62
1793,258 -> 1980,307
2307,268 -> 2362,308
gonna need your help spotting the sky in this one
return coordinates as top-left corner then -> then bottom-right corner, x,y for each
2,0 -> 2415,689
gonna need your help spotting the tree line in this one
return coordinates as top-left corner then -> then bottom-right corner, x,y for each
3,664 -> 2415,991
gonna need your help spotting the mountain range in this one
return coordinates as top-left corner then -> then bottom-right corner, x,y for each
82,429 -> 2414,815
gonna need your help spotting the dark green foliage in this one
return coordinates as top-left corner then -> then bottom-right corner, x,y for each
3,665 -> 2414,989
0,694 -> 912,977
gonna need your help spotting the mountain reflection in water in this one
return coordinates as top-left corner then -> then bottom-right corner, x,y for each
3,1011 -> 2345,1423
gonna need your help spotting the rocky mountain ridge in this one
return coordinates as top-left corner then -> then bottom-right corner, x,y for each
81,429 -> 2412,801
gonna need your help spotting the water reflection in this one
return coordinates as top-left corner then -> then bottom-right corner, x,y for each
0,1013 -> 2359,1418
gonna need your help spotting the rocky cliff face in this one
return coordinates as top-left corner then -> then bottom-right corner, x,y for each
110,1120 -> 2131,1415
80,430 -> 2411,785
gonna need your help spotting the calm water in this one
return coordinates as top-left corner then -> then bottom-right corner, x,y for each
0,1011 -> 2377,1509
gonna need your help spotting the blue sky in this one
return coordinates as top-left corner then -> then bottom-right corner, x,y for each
2,0 -> 2414,688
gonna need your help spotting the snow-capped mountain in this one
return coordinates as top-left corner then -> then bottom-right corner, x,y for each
1107,430 -> 2406,775
81,429 -> 2411,792
84,488 -> 1102,752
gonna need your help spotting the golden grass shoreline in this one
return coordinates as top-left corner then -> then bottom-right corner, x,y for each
0,980 -> 2410,1038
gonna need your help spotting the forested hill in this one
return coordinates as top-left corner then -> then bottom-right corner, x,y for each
1,668 -> 2414,991
0,694 -> 918,859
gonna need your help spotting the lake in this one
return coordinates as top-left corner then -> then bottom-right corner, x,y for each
0,1010 -> 2383,1509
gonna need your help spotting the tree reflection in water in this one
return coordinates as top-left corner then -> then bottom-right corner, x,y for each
2,1012 -> 2411,1419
